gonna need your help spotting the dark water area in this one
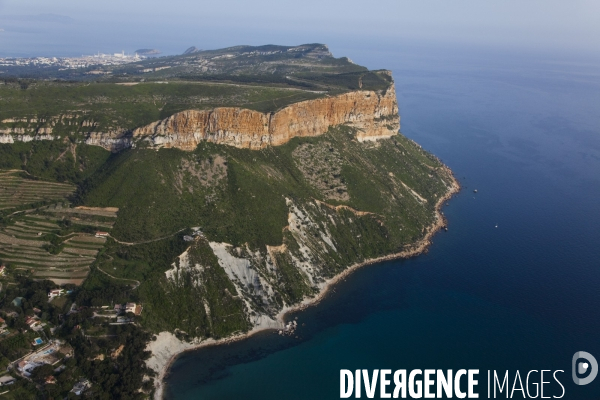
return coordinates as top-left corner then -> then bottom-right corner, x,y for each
165,45 -> 600,399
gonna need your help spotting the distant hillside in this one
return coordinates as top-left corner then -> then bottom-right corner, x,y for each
113,43 -> 363,83
135,48 -> 161,56
182,46 -> 200,55
1,43 -> 385,92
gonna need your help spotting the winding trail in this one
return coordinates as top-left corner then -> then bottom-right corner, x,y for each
94,228 -> 187,287
107,228 -> 186,246
96,264 -> 141,290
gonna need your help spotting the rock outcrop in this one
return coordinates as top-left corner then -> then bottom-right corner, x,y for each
84,131 -> 132,152
0,80 -> 400,152
133,108 -> 271,151
0,134 -> 55,144
132,83 -> 400,151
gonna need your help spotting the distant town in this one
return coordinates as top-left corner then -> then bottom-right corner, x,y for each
0,51 -> 144,71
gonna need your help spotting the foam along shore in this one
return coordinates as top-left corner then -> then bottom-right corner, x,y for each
148,167 -> 460,400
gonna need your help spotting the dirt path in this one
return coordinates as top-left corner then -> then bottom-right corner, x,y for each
94,228 -> 187,288
108,228 -> 186,246
168,79 -> 326,94
96,265 -> 141,290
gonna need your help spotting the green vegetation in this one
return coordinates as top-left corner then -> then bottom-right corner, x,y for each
0,45 -> 454,397
0,171 -> 118,285
0,377 -> 40,400
0,205 -> 116,284
0,141 -> 110,184
137,238 -> 250,338
0,80 -> 325,134
57,310 -> 153,399
78,126 -> 449,246
0,125 -> 453,347
0,276 -> 152,399
64,126 -> 453,335
0,169 -> 74,210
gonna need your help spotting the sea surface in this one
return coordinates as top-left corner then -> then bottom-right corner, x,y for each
164,45 -> 600,399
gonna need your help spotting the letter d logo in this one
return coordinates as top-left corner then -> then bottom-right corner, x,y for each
572,351 -> 598,385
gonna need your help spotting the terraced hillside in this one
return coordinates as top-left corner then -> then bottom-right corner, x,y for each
0,170 -> 75,210
0,170 -> 118,285
0,206 -> 117,285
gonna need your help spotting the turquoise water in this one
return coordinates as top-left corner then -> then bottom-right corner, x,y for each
164,46 -> 600,399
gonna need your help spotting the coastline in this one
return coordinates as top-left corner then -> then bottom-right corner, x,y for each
152,166 -> 460,400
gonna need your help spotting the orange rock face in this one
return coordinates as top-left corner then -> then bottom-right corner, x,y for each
133,84 -> 400,151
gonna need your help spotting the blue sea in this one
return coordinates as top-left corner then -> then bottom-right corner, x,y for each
164,44 -> 600,399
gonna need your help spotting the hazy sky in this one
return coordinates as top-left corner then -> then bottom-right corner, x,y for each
0,0 -> 599,58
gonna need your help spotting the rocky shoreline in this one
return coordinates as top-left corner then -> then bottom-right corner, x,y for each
150,166 -> 460,400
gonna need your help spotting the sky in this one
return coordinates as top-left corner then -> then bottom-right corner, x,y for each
0,0 -> 599,58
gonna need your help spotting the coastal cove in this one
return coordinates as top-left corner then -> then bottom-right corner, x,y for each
163,44 -> 600,400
